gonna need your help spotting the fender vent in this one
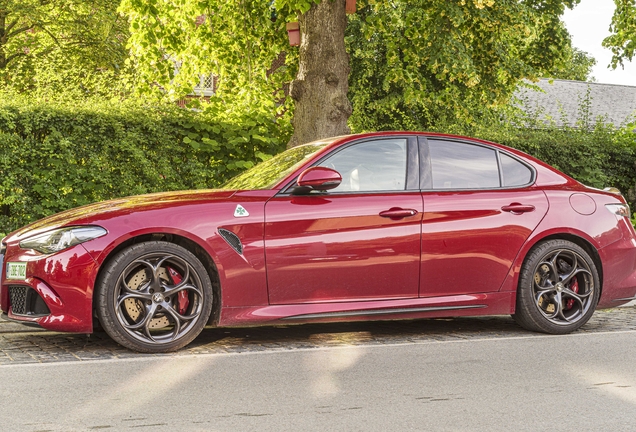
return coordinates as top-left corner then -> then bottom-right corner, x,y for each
218,229 -> 243,255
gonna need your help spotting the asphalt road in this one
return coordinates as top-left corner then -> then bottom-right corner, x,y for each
1,309 -> 636,431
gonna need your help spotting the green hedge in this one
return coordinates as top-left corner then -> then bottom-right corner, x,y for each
0,95 -> 289,235
434,121 -> 636,209
1,95 -> 634,236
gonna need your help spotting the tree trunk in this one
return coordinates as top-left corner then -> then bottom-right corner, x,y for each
288,0 -> 352,148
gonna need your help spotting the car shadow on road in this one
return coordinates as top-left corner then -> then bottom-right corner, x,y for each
190,315 -> 528,349
0,308 -> 633,364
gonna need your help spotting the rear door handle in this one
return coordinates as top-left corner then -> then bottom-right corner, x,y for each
379,208 -> 418,219
501,204 -> 535,213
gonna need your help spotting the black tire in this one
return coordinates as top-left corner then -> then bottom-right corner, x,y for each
96,241 -> 213,353
512,239 -> 600,334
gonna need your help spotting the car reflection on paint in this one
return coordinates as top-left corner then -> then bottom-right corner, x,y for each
1,132 -> 635,352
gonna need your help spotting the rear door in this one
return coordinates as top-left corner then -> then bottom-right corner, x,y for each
419,137 -> 549,297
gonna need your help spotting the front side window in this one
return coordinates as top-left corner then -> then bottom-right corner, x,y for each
318,139 -> 408,192
428,140 -> 500,189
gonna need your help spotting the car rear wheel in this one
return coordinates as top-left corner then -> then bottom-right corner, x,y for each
96,241 -> 213,353
513,239 -> 599,334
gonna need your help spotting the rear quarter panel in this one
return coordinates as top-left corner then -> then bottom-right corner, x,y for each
499,187 -> 636,309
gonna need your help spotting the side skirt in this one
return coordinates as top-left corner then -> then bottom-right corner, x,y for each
217,292 -> 515,327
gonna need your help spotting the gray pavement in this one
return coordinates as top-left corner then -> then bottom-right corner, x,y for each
0,304 -> 635,365
1,325 -> 636,431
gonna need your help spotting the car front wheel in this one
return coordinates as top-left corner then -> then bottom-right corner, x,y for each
96,241 -> 213,353
513,239 -> 600,334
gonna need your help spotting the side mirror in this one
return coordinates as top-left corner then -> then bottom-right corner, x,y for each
296,167 -> 342,192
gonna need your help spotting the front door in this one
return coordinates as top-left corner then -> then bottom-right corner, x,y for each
265,138 -> 422,304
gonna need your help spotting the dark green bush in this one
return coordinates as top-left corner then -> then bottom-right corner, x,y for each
2,93 -> 634,236
0,95 -> 289,235
474,125 -> 634,199
430,118 -> 636,211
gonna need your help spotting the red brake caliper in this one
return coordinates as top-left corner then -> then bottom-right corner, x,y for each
167,266 -> 189,314
565,278 -> 579,310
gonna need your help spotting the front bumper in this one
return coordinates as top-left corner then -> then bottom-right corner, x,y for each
0,244 -> 98,333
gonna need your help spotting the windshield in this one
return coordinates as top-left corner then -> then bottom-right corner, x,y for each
221,139 -> 334,190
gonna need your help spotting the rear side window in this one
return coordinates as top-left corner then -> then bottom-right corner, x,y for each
500,153 -> 533,187
428,140 -> 500,189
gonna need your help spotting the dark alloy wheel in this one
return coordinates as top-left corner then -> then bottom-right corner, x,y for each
513,239 -> 600,334
96,241 -> 214,353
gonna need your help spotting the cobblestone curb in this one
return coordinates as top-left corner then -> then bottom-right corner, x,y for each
0,306 -> 635,365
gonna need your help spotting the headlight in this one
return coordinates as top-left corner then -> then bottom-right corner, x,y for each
606,203 -> 631,219
19,226 -> 107,254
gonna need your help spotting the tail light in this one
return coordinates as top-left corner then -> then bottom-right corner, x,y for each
606,203 -> 631,219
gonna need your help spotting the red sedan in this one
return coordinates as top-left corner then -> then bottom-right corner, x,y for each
2,132 -> 635,352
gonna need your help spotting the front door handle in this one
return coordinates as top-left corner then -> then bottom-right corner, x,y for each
379,208 -> 418,220
501,203 -> 535,214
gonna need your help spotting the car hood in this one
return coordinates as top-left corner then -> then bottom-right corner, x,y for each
5,189 -> 236,242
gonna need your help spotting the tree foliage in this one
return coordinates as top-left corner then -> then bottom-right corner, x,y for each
0,0 -> 129,96
604,0 -> 636,68
122,0 -> 584,139
347,0 -> 582,132
120,0 -> 295,100
548,47 -> 596,81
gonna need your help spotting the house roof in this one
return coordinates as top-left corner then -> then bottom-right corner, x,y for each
514,78 -> 636,127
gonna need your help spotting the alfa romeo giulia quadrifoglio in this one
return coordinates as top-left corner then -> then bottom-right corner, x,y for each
2,132 -> 635,352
